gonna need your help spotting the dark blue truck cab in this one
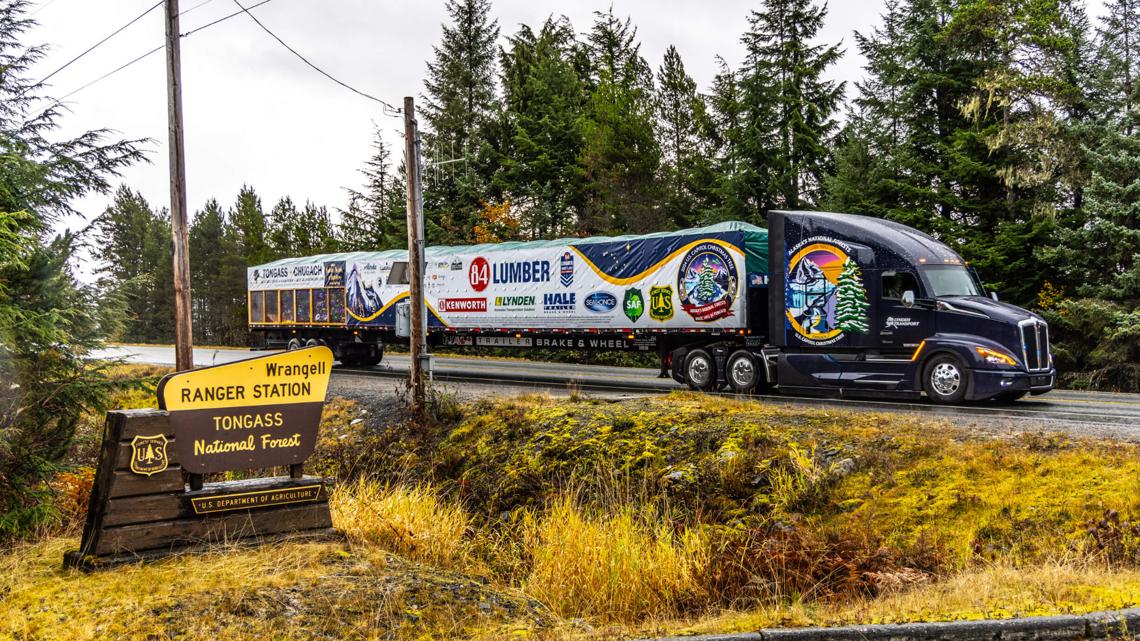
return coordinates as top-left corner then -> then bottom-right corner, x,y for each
760,210 -> 1054,403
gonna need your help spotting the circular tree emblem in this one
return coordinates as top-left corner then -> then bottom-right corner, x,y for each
784,242 -> 868,345
677,242 -> 738,322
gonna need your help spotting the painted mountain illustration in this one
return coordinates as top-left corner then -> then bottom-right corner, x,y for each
346,264 -> 383,318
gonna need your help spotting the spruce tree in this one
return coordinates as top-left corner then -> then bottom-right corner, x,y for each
704,57 -> 750,223
341,127 -> 406,250
497,17 -> 587,238
230,185 -> 271,265
738,0 -> 844,211
422,0 -> 500,243
0,0 -> 143,536
189,199 -> 233,342
656,45 -> 712,228
579,8 -> 661,234
1044,0 -> 1140,300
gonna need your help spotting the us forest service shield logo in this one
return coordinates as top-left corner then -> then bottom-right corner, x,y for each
624,288 -> 645,322
130,434 -> 169,476
649,286 -> 674,322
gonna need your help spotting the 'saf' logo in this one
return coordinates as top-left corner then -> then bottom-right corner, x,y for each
130,434 -> 170,476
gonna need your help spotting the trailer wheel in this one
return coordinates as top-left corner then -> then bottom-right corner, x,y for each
684,349 -> 717,391
923,354 -> 969,404
286,338 -> 302,351
305,339 -> 320,348
726,350 -> 759,393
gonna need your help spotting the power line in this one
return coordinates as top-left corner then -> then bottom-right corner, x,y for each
30,0 -> 163,91
231,0 -> 402,116
31,0 -> 276,114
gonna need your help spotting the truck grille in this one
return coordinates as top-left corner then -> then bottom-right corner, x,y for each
1019,319 -> 1050,372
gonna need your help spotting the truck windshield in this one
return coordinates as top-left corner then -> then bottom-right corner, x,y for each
922,265 -> 985,297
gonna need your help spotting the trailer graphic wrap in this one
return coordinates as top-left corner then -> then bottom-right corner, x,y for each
785,238 -> 867,346
249,222 -> 768,333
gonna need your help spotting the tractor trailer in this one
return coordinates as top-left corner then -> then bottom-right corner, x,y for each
247,210 -> 1055,404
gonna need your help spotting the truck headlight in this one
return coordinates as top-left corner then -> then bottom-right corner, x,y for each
975,346 -> 1018,367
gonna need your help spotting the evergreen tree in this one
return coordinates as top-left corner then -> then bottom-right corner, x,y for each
656,45 -> 713,228
0,0 -> 143,536
695,263 -> 717,301
230,185 -> 271,265
835,257 -> 870,333
579,8 -> 661,234
703,56 -> 750,223
268,196 -> 299,257
422,0 -> 500,243
738,0 -> 844,211
189,199 -> 235,342
92,187 -> 170,341
1044,0 -> 1140,300
826,1 -> 907,217
497,16 -> 587,238
340,127 -> 406,250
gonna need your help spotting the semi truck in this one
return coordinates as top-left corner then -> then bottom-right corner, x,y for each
247,210 -> 1055,404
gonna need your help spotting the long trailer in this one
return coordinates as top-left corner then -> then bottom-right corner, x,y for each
248,211 -> 1055,404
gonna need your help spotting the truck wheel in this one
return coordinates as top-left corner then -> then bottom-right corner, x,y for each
924,354 -> 969,404
684,349 -> 717,391
305,339 -> 320,348
726,350 -> 759,393
286,338 -> 302,351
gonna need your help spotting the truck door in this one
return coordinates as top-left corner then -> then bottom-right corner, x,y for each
878,270 -> 934,352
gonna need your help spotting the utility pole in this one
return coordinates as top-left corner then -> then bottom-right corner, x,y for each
403,96 -> 426,414
166,0 -> 193,371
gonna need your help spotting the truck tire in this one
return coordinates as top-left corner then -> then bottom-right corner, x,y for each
726,350 -> 760,393
924,354 -> 969,404
684,349 -> 717,391
286,338 -> 302,351
305,339 -> 321,348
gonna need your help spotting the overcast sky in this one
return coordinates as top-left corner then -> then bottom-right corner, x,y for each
27,0 -> 1109,244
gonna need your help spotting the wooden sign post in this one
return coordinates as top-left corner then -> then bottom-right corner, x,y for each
65,347 -> 338,569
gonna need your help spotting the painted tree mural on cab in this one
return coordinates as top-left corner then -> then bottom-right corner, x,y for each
835,258 -> 870,333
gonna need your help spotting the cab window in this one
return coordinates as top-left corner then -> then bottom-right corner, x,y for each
882,271 -> 921,300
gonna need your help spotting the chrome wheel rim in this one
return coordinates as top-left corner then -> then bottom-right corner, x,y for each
688,356 -> 711,387
931,362 -> 961,397
730,357 -> 755,389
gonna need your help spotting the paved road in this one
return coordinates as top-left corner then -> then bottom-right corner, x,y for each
95,345 -> 1140,439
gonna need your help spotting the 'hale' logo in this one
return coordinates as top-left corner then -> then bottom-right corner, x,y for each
130,434 -> 170,476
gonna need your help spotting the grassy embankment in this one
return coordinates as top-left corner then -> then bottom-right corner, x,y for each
4,365 -> 1140,640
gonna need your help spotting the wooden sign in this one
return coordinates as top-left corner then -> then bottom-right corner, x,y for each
65,347 -> 339,570
157,347 -> 332,474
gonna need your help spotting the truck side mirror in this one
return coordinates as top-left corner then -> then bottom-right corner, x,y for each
902,290 -> 915,308
990,291 -> 1000,302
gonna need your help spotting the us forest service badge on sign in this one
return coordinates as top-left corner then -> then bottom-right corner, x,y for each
129,434 -> 169,476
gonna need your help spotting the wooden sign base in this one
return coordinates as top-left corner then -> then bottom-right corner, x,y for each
65,409 -> 337,571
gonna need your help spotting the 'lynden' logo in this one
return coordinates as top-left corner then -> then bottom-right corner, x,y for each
885,316 -> 920,329
130,434 -> 169,476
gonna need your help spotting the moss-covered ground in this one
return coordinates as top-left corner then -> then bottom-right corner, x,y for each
7,374 -> 1140,640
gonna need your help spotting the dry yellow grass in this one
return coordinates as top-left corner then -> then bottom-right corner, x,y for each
524,498 -> 707,622
331,478 -> 470,567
